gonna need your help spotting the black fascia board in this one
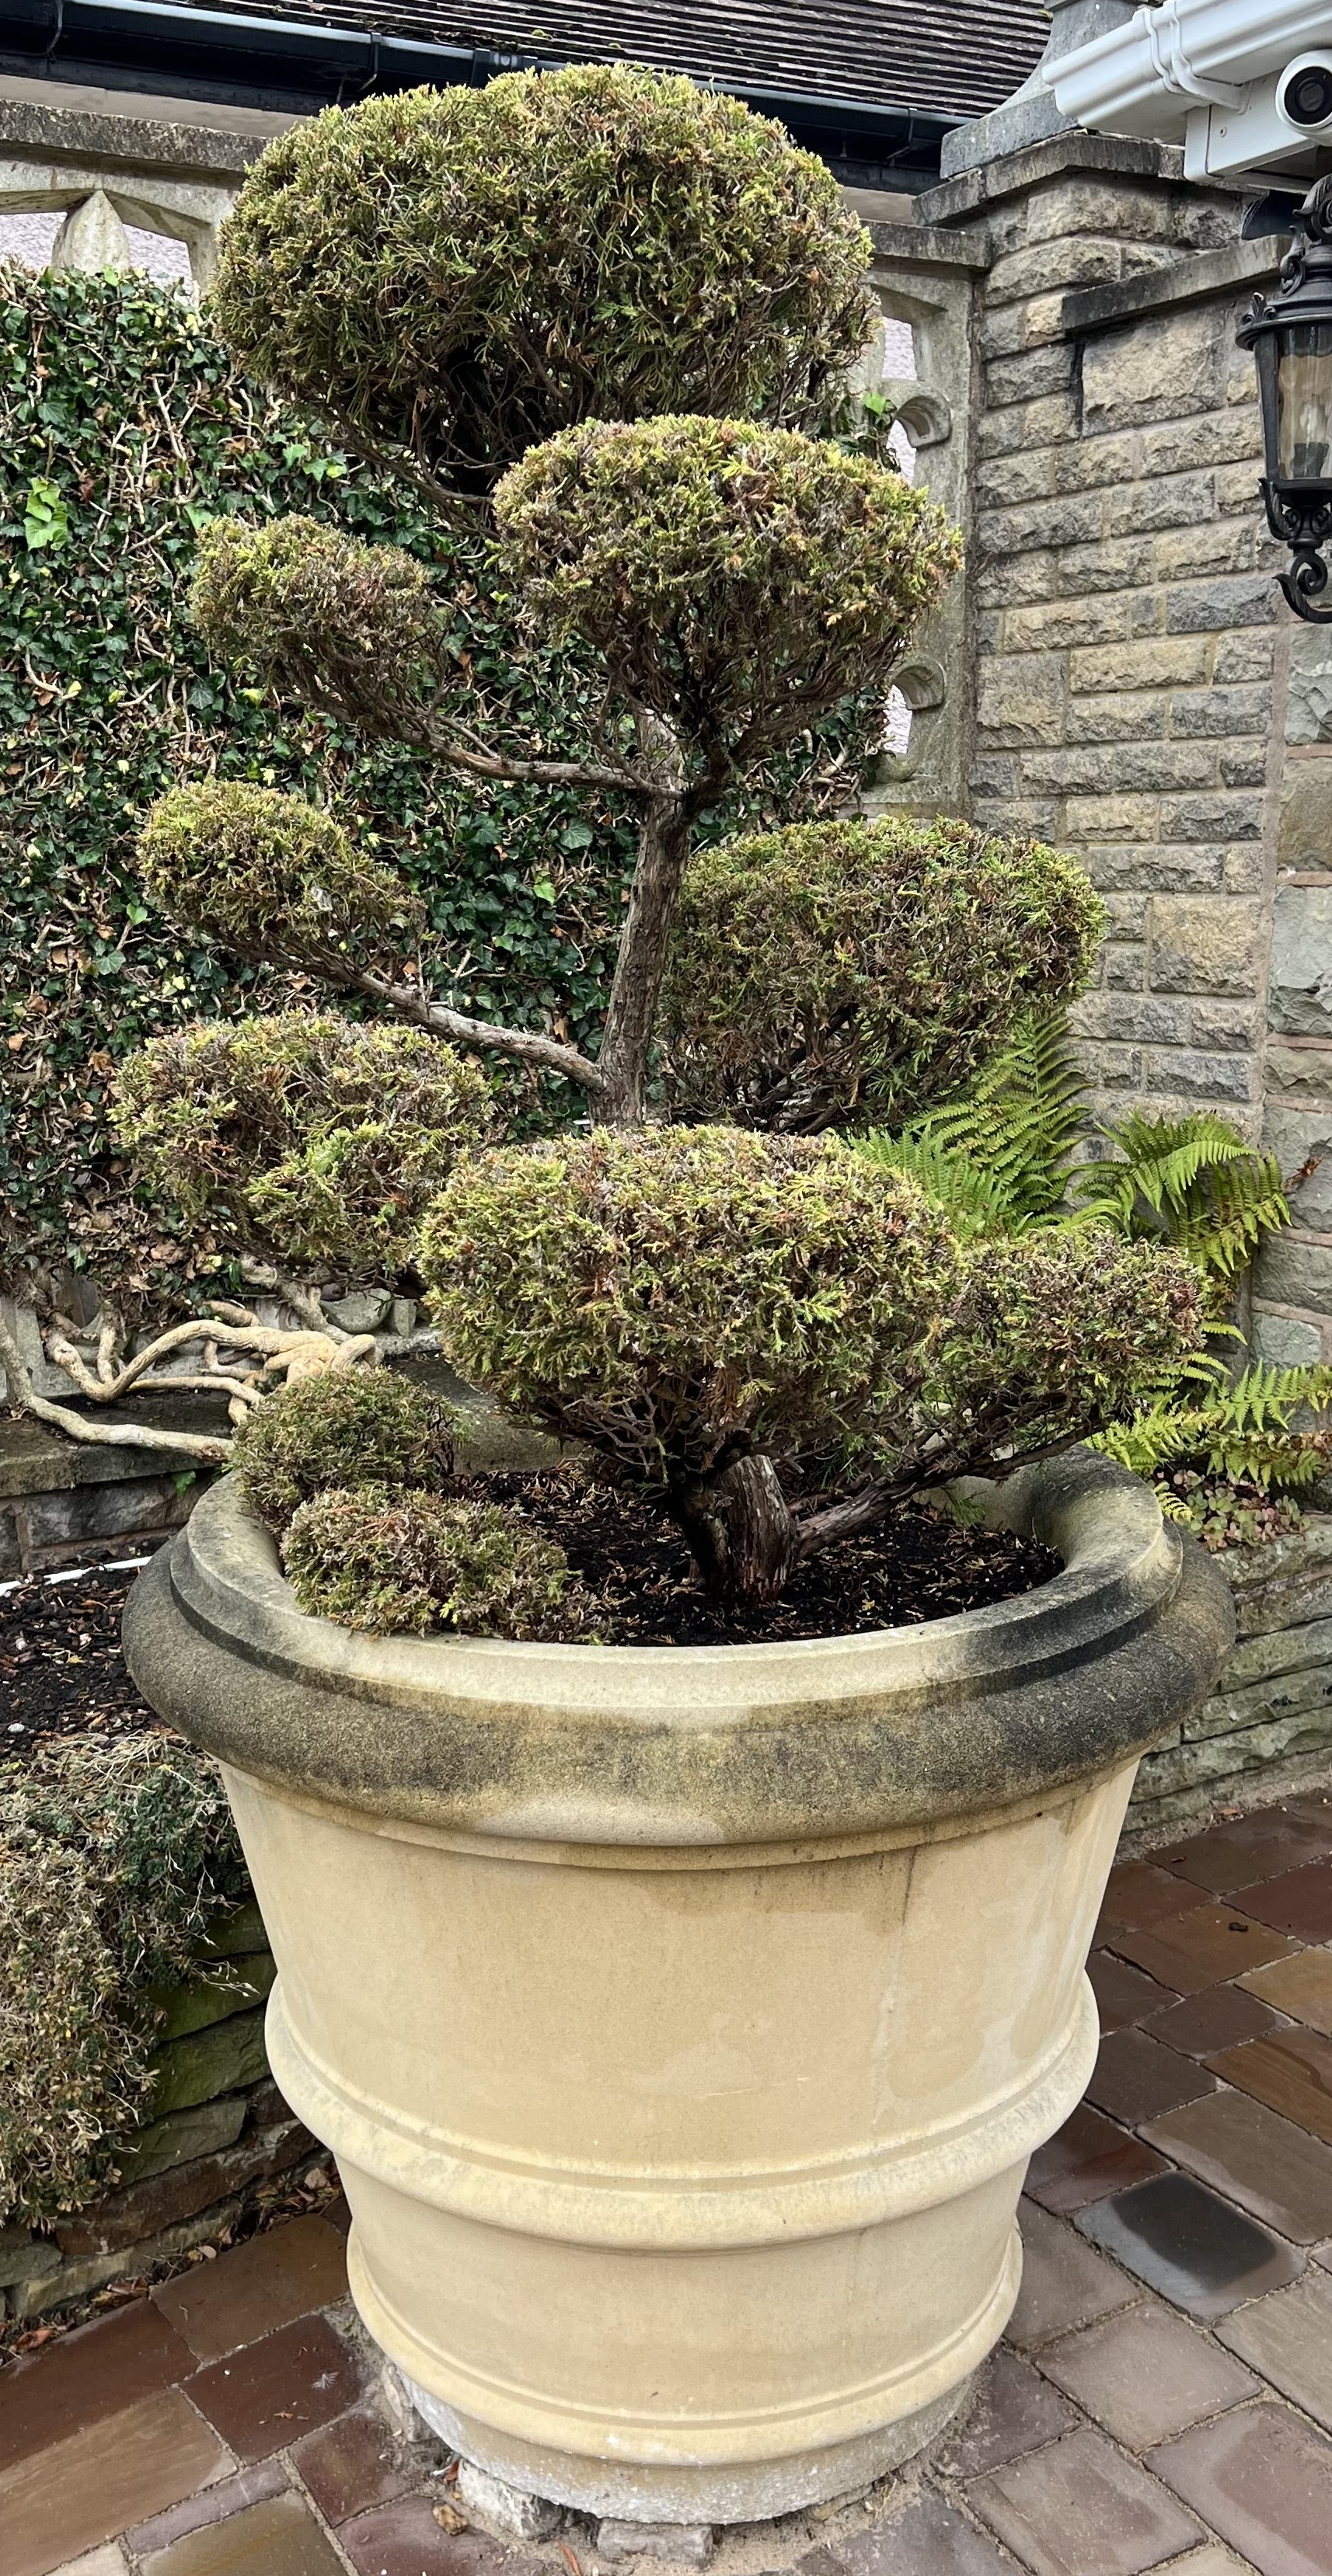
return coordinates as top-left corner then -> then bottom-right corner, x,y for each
0,0 -> 962,158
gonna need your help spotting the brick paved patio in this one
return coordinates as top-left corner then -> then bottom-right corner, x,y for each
3,1788 -> 1332,2576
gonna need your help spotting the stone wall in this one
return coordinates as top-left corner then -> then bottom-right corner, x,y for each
920,138 -> 1282,1147
1129,1519 -> 1332,1833
1256,660 -> 1332,1363
916,131 -> 1332,1367
0,1897 -> 312,2323
0,1417 -> 213,1578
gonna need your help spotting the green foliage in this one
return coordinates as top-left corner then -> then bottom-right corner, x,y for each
0,1732 -> 247,2223
856,1134 -> 1013,1244
212,68 -> 875,488
420,1126 -> 958,1489
137,781 -> 426,975
661,820 -> 1103,1130
282,1485 -> 581,1636
190,515 -> 453,736
113,1011 -> 492,1272
861,1009 -> 1089,1232
857,1009 -> 1326,1509
931,1231 -> 1206,1464
23,476 -> 68,551
496,416 -> 961,761
1150,1465 -> 1311,1551
232,1364 -> 458,1529
1079,1112 -> 1289,1284
1093,1361 -> 1332,1493
0,265 -> 640,1283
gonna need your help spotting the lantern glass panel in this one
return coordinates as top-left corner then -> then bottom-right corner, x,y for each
1278,320 -> 1332,482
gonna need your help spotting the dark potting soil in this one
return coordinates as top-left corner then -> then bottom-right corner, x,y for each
0,1561 -> 162,1758
0,1486 -> 1060,1754
465,1471 -> 1062,1647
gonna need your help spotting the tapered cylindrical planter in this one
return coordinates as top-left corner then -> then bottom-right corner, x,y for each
125,1451 -> 1232,2522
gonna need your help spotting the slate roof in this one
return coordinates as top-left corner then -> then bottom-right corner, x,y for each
194,0 -> 1052,125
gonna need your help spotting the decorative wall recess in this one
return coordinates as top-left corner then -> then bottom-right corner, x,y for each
882,380 -> 955,448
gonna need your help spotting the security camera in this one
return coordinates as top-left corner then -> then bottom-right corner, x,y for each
1278,56 -> 1332,134
1187,54 -> 1332,181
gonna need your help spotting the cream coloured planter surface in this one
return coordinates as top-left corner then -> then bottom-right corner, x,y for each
124,1452 -> 1233,2523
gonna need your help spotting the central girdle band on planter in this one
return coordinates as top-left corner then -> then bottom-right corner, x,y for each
124,1452 -> 1234,2524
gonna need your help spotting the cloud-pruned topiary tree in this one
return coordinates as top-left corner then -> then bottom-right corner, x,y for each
210,68 -> 877,496
103,64 -> 1210,1608
161,409 -> 961,1124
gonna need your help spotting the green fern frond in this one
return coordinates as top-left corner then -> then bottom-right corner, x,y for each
1079,1112 -> 1288,1282
854,1132 -> 1010,1241
1091,1401 -> 1202,1477
1092,1360 -> 1332,1493
909,1008 -> 1086,1227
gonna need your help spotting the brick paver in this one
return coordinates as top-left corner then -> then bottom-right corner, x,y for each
6,1790 -> 1332,2576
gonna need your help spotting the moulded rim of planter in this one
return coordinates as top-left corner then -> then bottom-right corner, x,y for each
124,1448 -> 1235,1850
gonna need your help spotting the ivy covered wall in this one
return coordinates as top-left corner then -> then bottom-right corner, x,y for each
0,266 -> 636,1303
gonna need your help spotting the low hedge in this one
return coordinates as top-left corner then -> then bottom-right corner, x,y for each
0,1732 -> 248,2223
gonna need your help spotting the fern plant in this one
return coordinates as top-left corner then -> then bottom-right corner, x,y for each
857,1008 -> 1084,1234
1078,1112 -> 1288,1285
856,1009 -> 1330,1529
1093,1362 -> 1332,1488
853,1133 -> 1013,1243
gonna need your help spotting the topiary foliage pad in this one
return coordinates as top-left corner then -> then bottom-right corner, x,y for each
660,815 -> 1106,1130
211,67 -> 877,489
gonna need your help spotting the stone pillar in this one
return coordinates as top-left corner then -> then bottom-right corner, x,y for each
940,0 -> 1142,181
920,134 -> 1285,1156
1256,646 -> 1332,1361
48,187 -> 133,273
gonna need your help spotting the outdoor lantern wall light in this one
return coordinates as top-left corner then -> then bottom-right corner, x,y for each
1239,172 -> 1332,622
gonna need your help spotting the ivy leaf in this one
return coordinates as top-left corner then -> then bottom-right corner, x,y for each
23,479 -> 70,552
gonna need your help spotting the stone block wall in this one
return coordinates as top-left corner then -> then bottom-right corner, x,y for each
1129,1519 -> 1332,1833
1255,663 -> 1332,1362
919,138 -> 1284,1160
0,1898 -> 312,2322
0,1417 -> 210,1578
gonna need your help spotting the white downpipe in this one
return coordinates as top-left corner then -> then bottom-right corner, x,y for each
1044,0 -> 1332,140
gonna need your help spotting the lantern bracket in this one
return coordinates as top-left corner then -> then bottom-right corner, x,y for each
1238,172 -> 1332,624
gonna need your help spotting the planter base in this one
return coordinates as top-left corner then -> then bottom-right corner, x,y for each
124,1461 -> 1236,2537
399,2363 -> 978,2525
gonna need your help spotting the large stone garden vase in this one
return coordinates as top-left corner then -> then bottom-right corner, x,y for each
124,1450 -> 1233,2523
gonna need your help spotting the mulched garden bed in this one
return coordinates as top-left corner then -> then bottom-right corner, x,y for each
1,1560 -> 162,1756
466,1471 -> 1062,1646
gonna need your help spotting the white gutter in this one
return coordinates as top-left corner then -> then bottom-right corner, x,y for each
1044,0 -> 1332,143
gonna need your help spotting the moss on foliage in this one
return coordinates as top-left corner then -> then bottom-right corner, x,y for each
283,1485 -> 580,1637
212,68 -> 874,487
232,1365 -> 459,1530
496,416 -> 961,756
661,816 -> 1105,1130
420,1126 -> 958,1490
